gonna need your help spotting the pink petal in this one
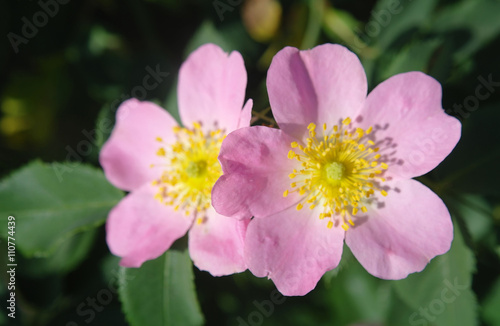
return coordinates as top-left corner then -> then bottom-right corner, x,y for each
212,126 -> 301,219
188,207 -> 249,276
237,99 -> 253,129
267,44 -> 367,139
245,205 -> 345,296
178,43 -> 248,133
358,72 -> 461,180
100,99 -> 179,192
106,183 -> 194,267
346,179 -> 453,279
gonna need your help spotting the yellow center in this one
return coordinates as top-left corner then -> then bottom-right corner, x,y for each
284,117 -> 388,231
325,162 -> 345,182
151,122 -> 224,223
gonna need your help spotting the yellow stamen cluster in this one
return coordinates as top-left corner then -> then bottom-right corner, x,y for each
284,117 -> 388,231
151,122 -> 225,221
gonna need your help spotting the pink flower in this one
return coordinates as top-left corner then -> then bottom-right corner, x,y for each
212,44 -> 461,295
100,44 -> 253,276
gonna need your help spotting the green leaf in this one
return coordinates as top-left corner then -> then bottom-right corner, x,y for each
378,38 -> 441,81
432,0 -> 500,63
483,278 -> 500,326
119,250 -> 204,326
18,229 -> 97,277
322,243 -> 354,282
327,246 -> 392,326
362,0 -> 439,84
448,194 -> 494,245
385,290 -> 421,326
370,0 -> 438,50
0,161 -> 123,257
393,224 -> 478,326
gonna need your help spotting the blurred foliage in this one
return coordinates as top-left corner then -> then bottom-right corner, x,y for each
1,0 -> 499,325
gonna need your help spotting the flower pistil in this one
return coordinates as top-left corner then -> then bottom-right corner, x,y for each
151,122 -> 225,222
284,117 -> 388,231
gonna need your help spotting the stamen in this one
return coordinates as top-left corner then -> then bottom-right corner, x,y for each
151,123 -> 225,221
285,117 -> 388,230
156,148 -> 166,156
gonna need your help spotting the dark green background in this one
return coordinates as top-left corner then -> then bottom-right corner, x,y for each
1,0 -> 499,325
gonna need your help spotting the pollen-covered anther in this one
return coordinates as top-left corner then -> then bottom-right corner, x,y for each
150,123 -> 225,217
283,117 -> 388,230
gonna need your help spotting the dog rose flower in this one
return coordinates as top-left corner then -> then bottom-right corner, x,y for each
212,44 -> 461,295
100,44 -> 252,276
